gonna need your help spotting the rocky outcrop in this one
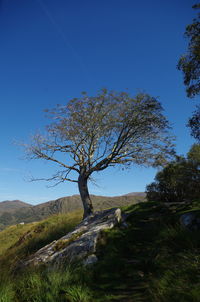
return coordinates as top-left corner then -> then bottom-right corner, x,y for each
22,208 -> 121,268
180,211 -> 200,231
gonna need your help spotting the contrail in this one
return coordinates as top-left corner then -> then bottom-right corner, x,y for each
35,0 -> 92,84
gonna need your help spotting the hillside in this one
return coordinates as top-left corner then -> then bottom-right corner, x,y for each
0,193 -> 146,230
123,192 -> 146,197
0,200 -> 31,213
0,200 -> 200,301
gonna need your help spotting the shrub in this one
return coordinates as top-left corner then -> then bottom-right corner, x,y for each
146,145 -> 200,202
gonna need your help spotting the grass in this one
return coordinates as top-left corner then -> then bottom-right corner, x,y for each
0,265 -> 94,302
0,222 -> 37,256
0,200 -> 200,301
0,210 -> 82,275
89,201 -> 200,301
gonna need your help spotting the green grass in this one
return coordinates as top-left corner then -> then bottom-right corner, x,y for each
0,222 -> 37,256
89,201 -> 200,301
0,210 -> 82,274
0,265 -> 94,302
1,200 -> 200,301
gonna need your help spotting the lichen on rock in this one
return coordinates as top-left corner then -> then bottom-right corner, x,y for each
22,207 -> 122,268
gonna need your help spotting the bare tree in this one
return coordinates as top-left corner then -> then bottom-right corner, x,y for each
25,90 -> 175,218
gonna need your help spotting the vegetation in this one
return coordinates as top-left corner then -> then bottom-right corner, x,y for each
0,266 -> 93,302
24,89 -> 174,218
0,222 -> 37,256
146,144 -> 200,203
188,105 -> 200,142
187,142 -> 200,161
178,3 -> 200,98
178,3 -> 200,142
92,201 -> 200,301
0,200 -> 200,301
0,210 -> 82,261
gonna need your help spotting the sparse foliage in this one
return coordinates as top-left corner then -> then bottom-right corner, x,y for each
24,89 -> 175,218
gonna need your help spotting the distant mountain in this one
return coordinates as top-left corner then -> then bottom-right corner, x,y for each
123,192 -> 146,197
0,193 -> 146,230
0,200 -> 32,213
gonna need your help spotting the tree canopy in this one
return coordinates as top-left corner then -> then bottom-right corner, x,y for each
187,142 -> 200,161
187,105 -> 200,142
25,90 -> 175,218
177,4 -> 200,98
146,144 -> 200,203
177,4 -> 200,142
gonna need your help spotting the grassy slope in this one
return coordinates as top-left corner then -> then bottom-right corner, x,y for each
92,201 -> 200,301
0,210 -> 83,269
0,223 -> 37,256
0,201 -> 200,302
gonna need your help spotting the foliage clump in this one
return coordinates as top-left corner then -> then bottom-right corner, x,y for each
177,4 -> 200,98
188,105 -> 200,142
146,144 -> 200,203
177,3 -> 200,142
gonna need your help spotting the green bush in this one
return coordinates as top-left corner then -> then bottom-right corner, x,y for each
146,144 -> 200,202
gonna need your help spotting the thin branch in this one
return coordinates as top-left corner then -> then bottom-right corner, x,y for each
30,174 -> 78,184
30,147 -> 80,173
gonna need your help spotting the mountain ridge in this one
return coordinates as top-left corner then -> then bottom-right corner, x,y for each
0,193 -> 146,230
0,200 -> 32,214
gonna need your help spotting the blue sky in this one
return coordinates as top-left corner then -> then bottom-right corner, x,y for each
0,0 -> 198,204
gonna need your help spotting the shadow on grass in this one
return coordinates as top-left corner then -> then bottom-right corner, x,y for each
89,201 -> 200,301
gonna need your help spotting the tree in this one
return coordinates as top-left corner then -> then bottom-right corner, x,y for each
187,142 -> 200,162
177,4 -> 200,141
25,90 -> 175,218
177,4 -> 200,98
187,105 -> 200,142
146,144 -> 200,203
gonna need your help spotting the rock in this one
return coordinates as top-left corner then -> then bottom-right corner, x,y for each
22,208 -> 122,268
137,270 -> 144,278
121,221 -> 129,229
180,211 -> 200,231
83,254 -> 98,266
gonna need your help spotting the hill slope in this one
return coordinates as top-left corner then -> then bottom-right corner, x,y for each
0,200 -> 200,301
0,200 -> 32,213
0,193 -> 145,230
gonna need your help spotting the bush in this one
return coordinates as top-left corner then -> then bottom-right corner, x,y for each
146,144 -> 200,202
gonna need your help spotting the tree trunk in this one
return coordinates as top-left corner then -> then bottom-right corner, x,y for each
78,174 -> 93,219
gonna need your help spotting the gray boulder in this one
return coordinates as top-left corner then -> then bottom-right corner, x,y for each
23,208 -> 121,267
180,211 -> 200,231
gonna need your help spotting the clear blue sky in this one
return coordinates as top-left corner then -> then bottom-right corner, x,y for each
0,0 -> 198,204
